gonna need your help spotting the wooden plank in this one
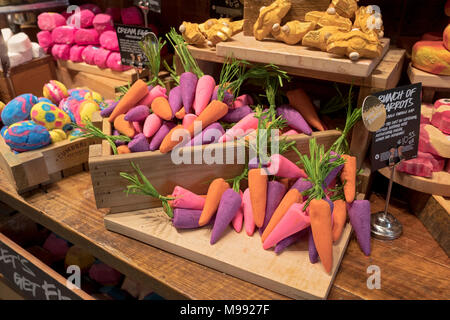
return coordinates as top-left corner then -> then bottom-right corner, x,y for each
104,207 -> 352,300
0,233 -> 94,300
243,0 -> 330,36
378,167 -> 450,197
413,195 -> 450,256
57,60 -> 145,82
90,130 -> 340,212
408,63 -> 450,89
216,32 -> 390,78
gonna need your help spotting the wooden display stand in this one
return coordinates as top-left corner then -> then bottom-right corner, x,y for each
407,63 -> 450,102
56,60 -> 148,100
0,113 -> 102,194
0,56 -> 57,103
89,117 -> 341,213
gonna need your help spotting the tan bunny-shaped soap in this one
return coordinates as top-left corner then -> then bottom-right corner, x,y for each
253,0 -> 292,40
271,20 -> 316,45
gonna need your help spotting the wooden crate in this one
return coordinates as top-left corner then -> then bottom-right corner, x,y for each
89,117 -> 341,213
0,56 -> 57,103
0,114 -> 102,194
243,0 -> 330,36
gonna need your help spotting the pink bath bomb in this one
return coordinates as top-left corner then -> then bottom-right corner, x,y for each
80,4 -> 102,14
43,233 -> 70,261
82,45 -> 100,65
93,14 -> 114,34
51,26 -> 77,45
75,28 -> 99,45
121,7 -> 144,26
67,9 -> 95,28
37,30 -> 53,48
99,30 -> 119,51
106,51 -> 131,71
105,7 -> 121,22
88,262 -> 123,286
69,45 -> 86,62
60,10 -> 72,19
93,47 -> 111,68
51,44 -> 70,60
37,12 -> 66,31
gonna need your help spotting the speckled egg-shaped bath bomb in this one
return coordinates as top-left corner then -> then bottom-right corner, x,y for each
1,126 -> 8,137
68,88 -> 89,101
43,80 -> 68,104
84,91 -> 103,103
58,97 -> 80,123
0,101 -> 5,123
4,121 -> 51,152
67,128 -> 84,140
1,93 -> 38,126
49,128 -> 67,143
31,102 -> 71,131
78,99 -> 100,124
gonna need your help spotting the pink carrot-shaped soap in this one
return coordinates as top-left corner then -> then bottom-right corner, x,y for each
231,192 -> 244,232
132,121 -> 143,134
147,85 -> 167,105
219,112 -> 259,142
263,202 -> 310,250
260,181 -> 286,234
143,113 -> 162,138
170,186 -> 205,210
233,94 -> 253,109
180,72 -> 198,114
168,85 -> 183,115
182,113 -> 197,128
266,154 -> 307,179
347,200 -> 371,256
210,189 -> 242,244
193,75 -> 215,115
242,188 -> 255,236
282,129 -> 300,136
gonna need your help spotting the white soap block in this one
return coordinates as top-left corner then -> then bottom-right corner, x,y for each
31,42 -> 45,58
7,32 -> 32,53
8,49 -> 32,68
1,28 -> 13,42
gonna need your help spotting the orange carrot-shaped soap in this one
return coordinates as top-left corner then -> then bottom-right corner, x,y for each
309,199 -> 333,273
109,79 -> 149,122
198,178 -> 230,226
114,114 -> 135,138
248,168 -> 268,228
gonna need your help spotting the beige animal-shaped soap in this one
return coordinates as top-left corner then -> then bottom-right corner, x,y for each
230,19 -> 244,35
253,0 -> 292,41
353,5 -> 384,37
179,21 -> 207,46
331,0 -> 359,19
205,23 -> 233,46
199,18 -> 231,34
305,7 -> 352,32
272,20 -> 316,45
326,29 -> 382,60
302,26 -> 341,51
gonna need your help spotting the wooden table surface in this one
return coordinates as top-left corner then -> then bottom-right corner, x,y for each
0,169 -> 448,300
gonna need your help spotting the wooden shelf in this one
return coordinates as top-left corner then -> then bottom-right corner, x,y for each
0,0 -> 68,14
0,168 -> 448,300
379,167 -> 450,197
408,63 -> 450,90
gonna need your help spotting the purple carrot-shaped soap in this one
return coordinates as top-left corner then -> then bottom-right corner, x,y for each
113,129 -> 125,146
308,227 -> 319,263
188,122 -> 224,146
323,151 -> 343,188
180,72 -> 197,113
100,101 -> 117,117
172,208 -> 203,229
260,181 -> 286,234
149,121 -> 176,151
290,178 -> 313,193
168,85 -> 183,115
248,157 -> 270,169
210,189 -> 242,244
347,200 -> 371,256
276,104 -> 312,135
220,105 -> 252,123
128,133 -> 149,152
211,86 -> 233,107
124,105 -> 150,122
274,228 -> 308,254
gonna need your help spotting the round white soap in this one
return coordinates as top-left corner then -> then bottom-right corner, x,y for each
7,48 -> 32,68
1,28 -> 13,42
7,32 -> 32,53
31,42 -> 45,58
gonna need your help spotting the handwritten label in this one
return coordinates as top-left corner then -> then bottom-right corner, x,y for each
0,240 -> 83,300
115,24 -> 155,68
370,83 -> 422,171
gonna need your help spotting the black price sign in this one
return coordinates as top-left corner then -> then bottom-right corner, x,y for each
115,24 -> 154,68
370,83 -> 422,171
0,236 -> 84,300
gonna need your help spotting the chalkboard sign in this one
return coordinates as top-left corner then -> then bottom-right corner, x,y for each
370,83 -> 422,171
0,237 -> 84,300
114,24 -> 155,68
